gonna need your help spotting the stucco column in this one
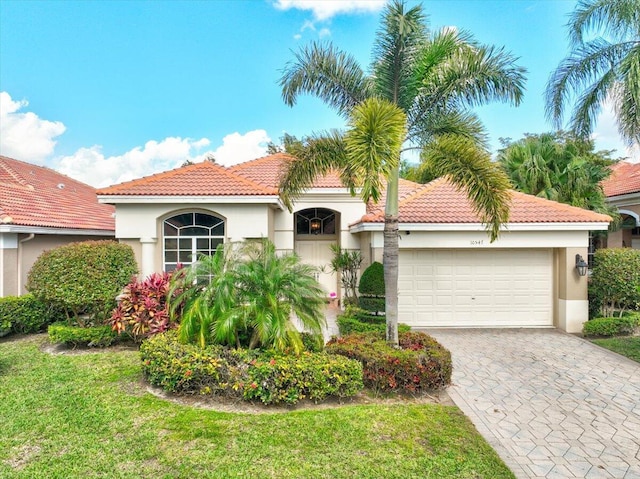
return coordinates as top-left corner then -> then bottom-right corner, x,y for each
557,247 -> 589,333
0,233 -> 18,297
139,237 -> 157,279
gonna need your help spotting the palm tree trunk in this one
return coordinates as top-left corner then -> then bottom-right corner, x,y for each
384,165 -> 399,347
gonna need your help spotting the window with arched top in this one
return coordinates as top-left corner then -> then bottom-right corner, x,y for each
295,208 -> 337,237
163,212 -> 225,271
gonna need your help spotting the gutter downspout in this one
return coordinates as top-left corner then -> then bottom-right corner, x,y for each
17,234 -> 35,296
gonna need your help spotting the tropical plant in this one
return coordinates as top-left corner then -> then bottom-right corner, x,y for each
279,0 -> 525,345
169,240 -> 326,352
326,245 -> 362,305
109,272 -> 178,342
546,0 -> 640,145
498,132 -> 619,219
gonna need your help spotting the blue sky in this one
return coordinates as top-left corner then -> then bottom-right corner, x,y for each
0,0 -> 635,187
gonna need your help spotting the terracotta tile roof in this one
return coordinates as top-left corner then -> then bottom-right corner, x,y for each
97,161 -> 278,196
229,153 -> 346,189
602,161 -> 640,197
359,178 -> 612,224
0,156 -> 115,231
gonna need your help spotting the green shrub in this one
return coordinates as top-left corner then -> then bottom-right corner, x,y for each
326,331 -> 452,393
0,294 -> 64,336
243,352 -> 363,405
140,331 -> 229,394
26,240 -> 138,324
140,331 -> 364,405
300,332 -> 324,352
336,306 -> 410,336
358,262 -> 385,314
48,322 -> 119,347
589,248 -> 640,317
583,314 -> 640,337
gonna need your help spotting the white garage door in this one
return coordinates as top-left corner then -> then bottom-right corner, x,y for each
398,249 -> 553,328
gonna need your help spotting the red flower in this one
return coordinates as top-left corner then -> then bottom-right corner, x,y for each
269,359 -> 276,366
185,370 -> 192,377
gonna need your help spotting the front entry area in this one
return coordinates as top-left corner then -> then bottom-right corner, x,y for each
293,208 -> 339,296
398,249 -> 554,328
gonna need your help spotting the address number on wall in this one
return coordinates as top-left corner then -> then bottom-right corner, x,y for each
470,240 -> 484,246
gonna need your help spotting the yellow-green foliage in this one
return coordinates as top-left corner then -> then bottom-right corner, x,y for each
140,331 -> 363,405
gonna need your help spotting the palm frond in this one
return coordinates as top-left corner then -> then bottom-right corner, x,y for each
345,98 -> 407,203
278,130 -> 350,211
423,135 -> 512,242
615,45 -> 640,143
408,108 -> 488,150
570,0 -> 640,45
371,0 -> 428,110
280,42 -> 370,117
545,39 -> 633,130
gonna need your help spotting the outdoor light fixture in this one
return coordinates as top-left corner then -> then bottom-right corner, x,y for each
575,254 -> 588,277
310,218 -> 321,235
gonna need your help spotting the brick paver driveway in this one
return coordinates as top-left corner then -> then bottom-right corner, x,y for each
426,329 -> 640,479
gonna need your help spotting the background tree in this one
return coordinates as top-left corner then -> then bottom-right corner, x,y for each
279,1 -> 525,345
497,132 -> 619,221
546,0 -> 640,145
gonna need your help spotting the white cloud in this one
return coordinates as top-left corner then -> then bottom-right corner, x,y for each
318,27 -> 331,38
0,91 -> 66,164
592,101 -> 640,162
274,0 -> 386,21
210,130 -> 271,167
56,137 -> 213,188
56,130 -> 271,187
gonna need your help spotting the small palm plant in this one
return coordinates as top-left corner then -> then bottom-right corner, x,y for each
169,239 -> 326,352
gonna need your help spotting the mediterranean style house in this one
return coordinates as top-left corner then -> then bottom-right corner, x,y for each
0,155 -> 115,296
97,153 -> 610,333
603,161 -> 640,249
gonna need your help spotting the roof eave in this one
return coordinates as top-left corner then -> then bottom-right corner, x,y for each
98,194 -> 284,209
0,225 -> 115,235
349,221 -> 611,233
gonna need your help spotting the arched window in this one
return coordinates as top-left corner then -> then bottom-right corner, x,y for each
295,208 -> 336,236
163,212 -> 225,271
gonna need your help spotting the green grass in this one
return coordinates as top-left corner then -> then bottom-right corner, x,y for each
0,336 -> 514,479
592,336 -> 640,363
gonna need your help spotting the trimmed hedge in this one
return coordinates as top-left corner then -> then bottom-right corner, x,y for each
337,307 -> 410,336
583,314 -> 640,338
27,240 -> 138,323
48,323 -> 119,347
589,248 -> 640,317
0,294 -> 64,337
140,331 -> 363,405
358,262 -> 385,314
326,331 -> 452,393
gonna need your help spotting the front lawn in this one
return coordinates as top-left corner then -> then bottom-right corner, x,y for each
591,336 -> 640,363
0,336 -> 514,479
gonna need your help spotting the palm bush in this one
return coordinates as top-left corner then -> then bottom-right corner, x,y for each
169,239 -> 326,352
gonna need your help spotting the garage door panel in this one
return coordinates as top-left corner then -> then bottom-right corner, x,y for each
398,249 -> 553,328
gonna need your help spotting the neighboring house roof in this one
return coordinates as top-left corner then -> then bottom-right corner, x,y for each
359,177 -> 612,225
602,161 -> 640,198
97,161 -> 278,196
0,155 -> 115,231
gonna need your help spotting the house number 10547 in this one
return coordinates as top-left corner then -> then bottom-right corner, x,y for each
470,240 -> 484,246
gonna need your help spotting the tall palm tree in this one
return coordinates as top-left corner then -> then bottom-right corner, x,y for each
546,0 -> 640,145
279,0 -> 525,345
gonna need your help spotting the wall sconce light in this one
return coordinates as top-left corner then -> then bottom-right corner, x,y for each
575,254 -> 588,277
310,218 -> 321,235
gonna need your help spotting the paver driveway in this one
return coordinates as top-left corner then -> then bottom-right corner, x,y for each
426,329 -> 640,479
